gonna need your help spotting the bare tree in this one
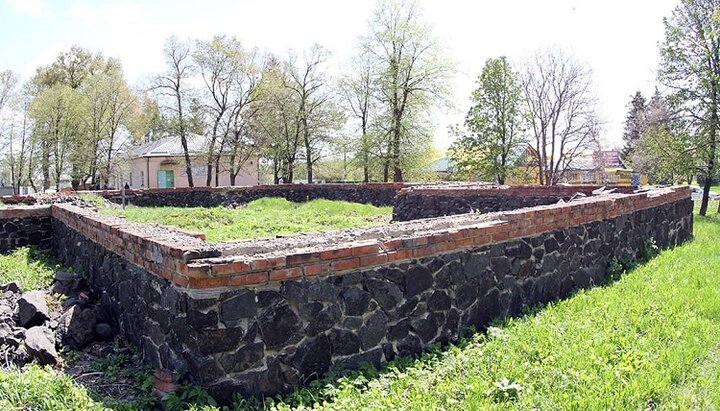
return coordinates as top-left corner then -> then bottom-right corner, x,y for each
340,58 -> 377,182
153,36 -> 196,187
520,49 -> 600,185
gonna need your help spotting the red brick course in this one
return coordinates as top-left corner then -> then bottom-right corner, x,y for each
46,186 -> 690,290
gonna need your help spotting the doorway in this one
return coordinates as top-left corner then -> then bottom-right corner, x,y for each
158,170 -> 174,188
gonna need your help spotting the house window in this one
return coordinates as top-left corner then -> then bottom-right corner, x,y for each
192,165 -> 207,177
140,171 -> 145,187
129,172 -> 133,187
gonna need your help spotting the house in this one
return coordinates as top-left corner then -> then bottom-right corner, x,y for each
123,134 -> 259,189
560,150 -> 647,185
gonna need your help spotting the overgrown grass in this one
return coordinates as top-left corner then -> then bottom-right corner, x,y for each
100,197 -> 393,242
0,247 -> 61,290
0,365 -> 104,411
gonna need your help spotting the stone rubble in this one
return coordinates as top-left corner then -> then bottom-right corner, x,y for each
0,271 -> 117,367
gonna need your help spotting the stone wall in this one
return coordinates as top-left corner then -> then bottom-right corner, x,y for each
100,183 -> 405,208
393,184 -> 638,221
46,186 -> 692,402
0,207 -> 53,253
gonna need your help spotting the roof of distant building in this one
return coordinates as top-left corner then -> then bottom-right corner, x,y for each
128,134 -> 211,158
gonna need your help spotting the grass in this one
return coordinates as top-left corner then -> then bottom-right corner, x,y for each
2,208 -> 720,410
98,197 -> 393,242
0,247 -> 61,290
0,365 -> 104,411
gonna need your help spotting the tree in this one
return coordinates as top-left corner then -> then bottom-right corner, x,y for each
659,0 -> 720,216
30,84 -> 83,191
361,0 -> 453,182
153,36 -> 196,187
633,91 -> 696,183
286,45 -> 343,183
33,46 -> 118,91
195,35 -> 245,186
0,70 -> 18,111
340,57 -> 380,182
448,57 -> 525,184
520,49 -> 600,185
621,91 -> 647,163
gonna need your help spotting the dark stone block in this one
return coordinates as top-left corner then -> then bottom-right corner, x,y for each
343,316 -> 364,330
490,257 -> 511,277
464,253 -> 490,280
404,265 -> 433,298
298,301 -> 323,321
305,305 -> 341,336
220,291 -> 257,323
397,333 -> 423,357
379,267 -> 405,286
257,290 -> 283,308
259,304 -> 302,349
388,318 -> 411,341
365,279 -> 404,312
411,313 -> 439,343
544,237 -> 559,253
427,290 -> 451,311
342,287 -> 371,316
218,342 -> 265,374
506,241 -> 532,259
307,281 -> 340,302
187,307 -> 218,330
455,281 -> 478,310
359,310 -> 387,350
337,347 -> 382,371
293,335 -> 332,379
329,329 -> 360,356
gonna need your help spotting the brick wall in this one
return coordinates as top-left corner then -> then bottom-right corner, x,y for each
392,184 -> 638,221
99,183 -> 405,208
0,206 -> 53,253
44,185 -> 693,402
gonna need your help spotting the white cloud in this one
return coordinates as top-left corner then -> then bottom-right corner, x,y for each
5,0 -> 50,16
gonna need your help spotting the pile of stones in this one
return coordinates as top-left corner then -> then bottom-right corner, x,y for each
0,272 -> 116,367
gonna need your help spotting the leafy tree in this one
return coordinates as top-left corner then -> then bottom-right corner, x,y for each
659,0 -> 720,215
633,91 -> 697,183
621,91 -> 647,164
360,0 -> 453,182
30,84 -> 83,191
448,57 -> 525,184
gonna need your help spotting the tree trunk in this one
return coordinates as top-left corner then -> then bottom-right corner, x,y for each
700,82 -> 719,216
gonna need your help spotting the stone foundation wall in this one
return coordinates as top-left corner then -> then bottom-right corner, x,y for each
45,186 -> 692,402
393,185 -> 638,221
100,183 -> 405,208
0,207 -> 53,253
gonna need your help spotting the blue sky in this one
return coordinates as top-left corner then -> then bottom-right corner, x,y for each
0,0 -> 678,149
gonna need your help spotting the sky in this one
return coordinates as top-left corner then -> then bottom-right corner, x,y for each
0,0 -> 678,150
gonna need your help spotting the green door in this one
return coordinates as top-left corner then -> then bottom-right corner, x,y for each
158,170 -> 174,188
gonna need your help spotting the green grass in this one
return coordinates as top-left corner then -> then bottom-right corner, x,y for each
100,197 -> 393,242
3,212 -> 720,410
0,247 -> 61,290
0,365 -> 104,411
